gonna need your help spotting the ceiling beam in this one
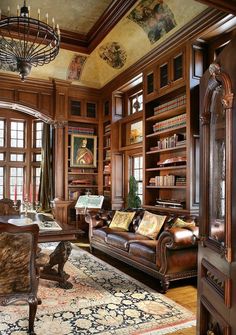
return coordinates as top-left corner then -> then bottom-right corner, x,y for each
195,0 -> 236,15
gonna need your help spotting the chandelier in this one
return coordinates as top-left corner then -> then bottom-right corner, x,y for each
0,1 -> 60,81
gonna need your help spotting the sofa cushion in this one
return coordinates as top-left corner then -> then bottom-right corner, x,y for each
106,232 -> 149,251
93,227 -> 126,242
136,211 -> 166,239
172,217 -> 196,228
128,239 -> 157,263
109,211 -> 135,231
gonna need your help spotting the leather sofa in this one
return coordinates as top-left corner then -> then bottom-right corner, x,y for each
85,209 -> 199,292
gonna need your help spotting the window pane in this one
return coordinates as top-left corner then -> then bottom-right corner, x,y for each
0,167 -> 4,198
0,153 -> 4,161
0,120 -> 5,147
35,121 -> 43,148
10,167 -> 24,201
10,121 -> 25,148
10,154 -> 24,162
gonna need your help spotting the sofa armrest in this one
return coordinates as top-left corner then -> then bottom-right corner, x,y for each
156,226 -> 199,269
85,210 -> 112,241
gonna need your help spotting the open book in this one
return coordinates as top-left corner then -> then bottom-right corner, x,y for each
75,195 -> 104,209
33,220 -> 62,231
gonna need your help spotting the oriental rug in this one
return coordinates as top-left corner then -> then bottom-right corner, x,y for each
0,246 -> 195,335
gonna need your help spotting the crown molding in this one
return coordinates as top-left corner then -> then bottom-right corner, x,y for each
196,0 -> 236,15
101,8 -> 228,92
59,0 -> 137,54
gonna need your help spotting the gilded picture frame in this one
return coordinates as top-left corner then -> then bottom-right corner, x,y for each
71,134 -> 97,168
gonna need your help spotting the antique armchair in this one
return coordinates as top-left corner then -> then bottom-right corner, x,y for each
0,198 -> 21,215
0,222 -> 41,335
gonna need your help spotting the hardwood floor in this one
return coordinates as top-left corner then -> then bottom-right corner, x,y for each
76,240 -> 197,335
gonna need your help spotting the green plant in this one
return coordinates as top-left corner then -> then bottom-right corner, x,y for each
127,176 -> 141,209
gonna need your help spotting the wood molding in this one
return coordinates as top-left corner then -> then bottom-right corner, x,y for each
60,0 -> 137,53
101,8 -> 227,94
196,0 -> 236,15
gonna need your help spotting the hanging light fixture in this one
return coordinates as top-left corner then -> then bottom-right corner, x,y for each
0,1 -> 60,81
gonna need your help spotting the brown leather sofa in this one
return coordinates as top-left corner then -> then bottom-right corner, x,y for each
86,209 -> 199,292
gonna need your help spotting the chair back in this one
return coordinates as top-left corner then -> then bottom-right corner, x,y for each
0,222 -> 39,301
0,198 -> 21,215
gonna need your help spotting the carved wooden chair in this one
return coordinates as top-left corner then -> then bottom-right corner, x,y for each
0,222 -> 41,335
0,198 -> 21,215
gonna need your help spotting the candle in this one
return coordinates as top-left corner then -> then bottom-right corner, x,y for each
29,183 -> 32,203
14,183 -> 17,202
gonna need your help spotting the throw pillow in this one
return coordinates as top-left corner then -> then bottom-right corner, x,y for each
136,211 -> 166,239
109,211 -> 135,231
172,217 -> 195,228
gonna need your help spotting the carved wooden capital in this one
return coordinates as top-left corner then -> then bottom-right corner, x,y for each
209,62 -> 221,77
222,93 -> 234,109
200,112 -> 211,125
53,120 -> 68,129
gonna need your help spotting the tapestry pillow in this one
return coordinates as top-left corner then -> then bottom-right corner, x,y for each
172,217 -> 195,228
109,211 -> 135,231
136,211 -> 166,240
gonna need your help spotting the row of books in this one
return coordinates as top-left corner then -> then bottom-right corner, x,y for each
155,199 -> 186,209
104,175 -> 111,186
104,137 -> 111,147
104,163 -> 111,173
150,133 -> 186,151
149,174 -> 186,186
104,124 -> 111,133
175,176 -> 186,186
68,126 -> 94,135
105,150 -> 111,160
154,94 -> 186,115
153,113 -> 186,133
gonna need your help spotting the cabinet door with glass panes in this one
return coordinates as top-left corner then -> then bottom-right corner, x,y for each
0,111 -> 43,207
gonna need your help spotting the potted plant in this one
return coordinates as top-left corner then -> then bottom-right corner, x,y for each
127,176 -> 141,209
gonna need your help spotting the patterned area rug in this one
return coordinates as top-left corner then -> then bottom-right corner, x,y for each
0,245 -> 195,335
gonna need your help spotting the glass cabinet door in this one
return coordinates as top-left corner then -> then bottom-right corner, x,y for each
209,87 -> 226,244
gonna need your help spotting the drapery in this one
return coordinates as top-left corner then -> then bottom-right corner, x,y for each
38,123 -> 53,211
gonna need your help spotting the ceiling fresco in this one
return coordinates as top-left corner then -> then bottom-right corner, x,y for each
0,0 -> 207,88
0,0 -> 113,34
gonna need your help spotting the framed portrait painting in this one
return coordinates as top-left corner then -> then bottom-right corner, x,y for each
71,134 -> 97,168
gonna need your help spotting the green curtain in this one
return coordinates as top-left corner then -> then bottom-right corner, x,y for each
38,123 -> 53,212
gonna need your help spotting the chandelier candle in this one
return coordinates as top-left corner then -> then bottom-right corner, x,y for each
0,0 -> 60,81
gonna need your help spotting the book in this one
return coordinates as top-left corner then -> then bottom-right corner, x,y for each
34,220 -> 62,231
75,195 -> 104,209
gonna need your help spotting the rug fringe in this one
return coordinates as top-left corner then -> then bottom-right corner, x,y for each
139,320 -> 196,335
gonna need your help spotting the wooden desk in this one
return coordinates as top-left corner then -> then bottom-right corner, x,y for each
0,213 -> 84,289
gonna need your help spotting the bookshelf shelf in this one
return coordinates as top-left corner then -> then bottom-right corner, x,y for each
146,165 -> 186,171
146,105 -> 186,122
146,125 -> 186,138
68,185 -> 98,188
146,145 -> 186,154
65,122 -> 99,201
144,47 -> 201,215
143,205 -> 189,214
68,172 -> 98,175
146,185 -> 186,189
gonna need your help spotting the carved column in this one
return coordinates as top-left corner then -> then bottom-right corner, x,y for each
54,121 -> 67,199
53,79 -> 71,200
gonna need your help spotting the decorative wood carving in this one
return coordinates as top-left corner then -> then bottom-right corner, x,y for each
201,62 -> 233,263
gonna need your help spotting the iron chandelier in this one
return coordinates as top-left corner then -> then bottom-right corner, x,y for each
0,1 -> 60,81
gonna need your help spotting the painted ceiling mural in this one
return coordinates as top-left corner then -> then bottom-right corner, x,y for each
98,42 -> 127,69
128,0 -> 176,44
67,55 -> 87,81
0,0 -> 207,87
